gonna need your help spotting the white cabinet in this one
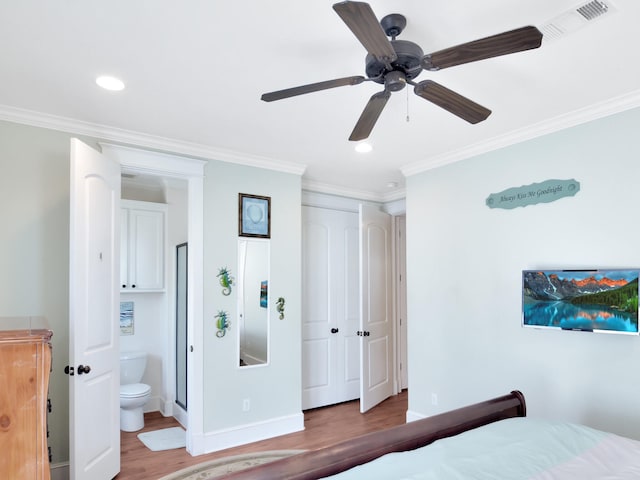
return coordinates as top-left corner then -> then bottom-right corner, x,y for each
121,200 -> 167,292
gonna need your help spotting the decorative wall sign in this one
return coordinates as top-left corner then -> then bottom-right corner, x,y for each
486,179 -> 580,210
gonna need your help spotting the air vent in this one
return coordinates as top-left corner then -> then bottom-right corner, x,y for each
539,0 -> 616,42
577,0 -> 609,20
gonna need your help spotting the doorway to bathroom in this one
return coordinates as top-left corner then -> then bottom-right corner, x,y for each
119,177 -> 188,425
110,143 -> 206,448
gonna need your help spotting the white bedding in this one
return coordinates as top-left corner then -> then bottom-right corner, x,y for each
322,417 -> 640,479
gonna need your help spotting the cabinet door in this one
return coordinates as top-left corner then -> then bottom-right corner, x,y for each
120,208 -> 129,289
128,208 -> 165,290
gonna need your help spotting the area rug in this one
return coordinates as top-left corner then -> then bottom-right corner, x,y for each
158,449 -> 305,480
138,427 -> 186,451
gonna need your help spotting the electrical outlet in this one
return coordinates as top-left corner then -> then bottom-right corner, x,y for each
431,393 -> 438,406
242,398 -> 250,412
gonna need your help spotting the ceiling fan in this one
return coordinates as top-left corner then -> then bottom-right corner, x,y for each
261,1 -> 543,141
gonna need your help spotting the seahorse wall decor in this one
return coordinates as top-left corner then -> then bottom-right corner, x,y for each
215,310 -> 230,338
217,267 -> 234,296
276,297 -> 285,320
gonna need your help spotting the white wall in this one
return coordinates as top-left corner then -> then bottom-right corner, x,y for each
0,121 -> 84,464
201,160 -> 303,448
406,106 -> 640,439
119,292 -> 167,408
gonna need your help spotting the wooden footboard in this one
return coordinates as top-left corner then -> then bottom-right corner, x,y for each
223,390 -> 526,480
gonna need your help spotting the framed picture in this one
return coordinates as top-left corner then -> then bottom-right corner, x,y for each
239,193 -> 271,238
120,301 -> 134,335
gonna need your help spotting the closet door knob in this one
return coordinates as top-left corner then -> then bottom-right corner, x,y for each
77,365 -> 91,375
331,328 -> 339,334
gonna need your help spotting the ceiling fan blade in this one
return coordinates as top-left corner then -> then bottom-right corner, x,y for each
422,26 -> 543,71
333,1 -> 397,64
261,76 -> 365,102
349,90 -> 391,141
414,80 -> 491,124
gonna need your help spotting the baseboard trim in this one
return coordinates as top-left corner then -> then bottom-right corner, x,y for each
406,409 -> 427,423
189,412 -> 304,456
50,462 -> 69,480
144,395 -> 164,415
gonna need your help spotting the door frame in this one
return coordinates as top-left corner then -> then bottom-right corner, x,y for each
100,143 -> 206,454
393,215 -> 407,391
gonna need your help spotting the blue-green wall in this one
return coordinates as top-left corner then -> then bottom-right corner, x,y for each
406,106 -> 640,439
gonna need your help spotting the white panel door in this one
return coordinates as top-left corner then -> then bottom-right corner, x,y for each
302,206 -> 359,409
359,204 -> 394,413
69,138 -> 121,480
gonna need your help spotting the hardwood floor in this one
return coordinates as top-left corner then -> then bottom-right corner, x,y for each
117,391 -> 407,479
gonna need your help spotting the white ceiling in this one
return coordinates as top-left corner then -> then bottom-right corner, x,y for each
1,1 -> 639,201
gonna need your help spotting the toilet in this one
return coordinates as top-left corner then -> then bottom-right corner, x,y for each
119,351 -> 152,432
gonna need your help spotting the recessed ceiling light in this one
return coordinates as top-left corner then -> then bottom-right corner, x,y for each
96,75 -> 125,91
355,142 -> 372,153
387,182 -> 398,189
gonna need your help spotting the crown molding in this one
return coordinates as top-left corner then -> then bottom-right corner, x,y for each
0,104 -> 306,176
401,89 -> 640,178
301,178 -> 406,203
0,103 -> 406,201
8,92 -> 635,203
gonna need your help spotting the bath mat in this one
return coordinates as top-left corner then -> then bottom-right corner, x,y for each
137,426 -> 186,451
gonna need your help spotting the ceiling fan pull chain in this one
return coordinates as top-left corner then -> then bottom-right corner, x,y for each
406,87 -> 410,123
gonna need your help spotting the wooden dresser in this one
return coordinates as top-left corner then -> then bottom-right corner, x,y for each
0,317 -> 53,480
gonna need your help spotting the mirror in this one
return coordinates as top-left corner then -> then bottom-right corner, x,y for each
175,243 -> 188,409
238,239 -> 269,367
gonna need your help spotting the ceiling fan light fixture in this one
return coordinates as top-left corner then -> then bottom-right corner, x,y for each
262,2 -> 543,139
355,142 -> 373,153
96,75 -> 125,91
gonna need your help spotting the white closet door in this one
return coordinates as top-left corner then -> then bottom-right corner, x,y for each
302,206 -> 359,409
359,204 -> 394,413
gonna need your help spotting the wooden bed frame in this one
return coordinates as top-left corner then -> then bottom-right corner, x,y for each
223,390 -> 527,479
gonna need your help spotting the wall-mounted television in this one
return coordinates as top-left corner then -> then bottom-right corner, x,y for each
522,269 -> 639,335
